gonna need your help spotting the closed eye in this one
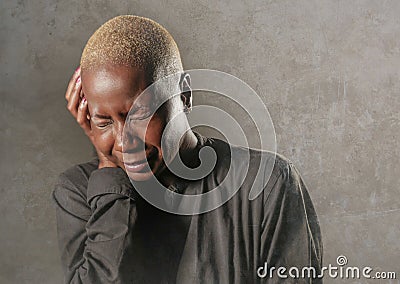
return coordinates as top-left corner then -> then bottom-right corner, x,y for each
129,106 -> 153,121
94,120 -> 113,128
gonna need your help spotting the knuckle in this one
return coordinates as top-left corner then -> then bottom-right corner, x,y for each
71,84 -> 77,94
77,118 -> 85,126
69,73 -> 77,84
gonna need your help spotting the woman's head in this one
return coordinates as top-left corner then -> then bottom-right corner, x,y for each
80,15 -> 194,181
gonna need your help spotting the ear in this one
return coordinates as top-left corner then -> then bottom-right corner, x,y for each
179,72 -> 192,110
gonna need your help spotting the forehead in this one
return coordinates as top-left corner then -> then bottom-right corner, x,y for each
81,65 -> 155,113
82,65 -> 149,98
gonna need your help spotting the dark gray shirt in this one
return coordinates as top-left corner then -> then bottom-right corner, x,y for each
52,133 -> 322,283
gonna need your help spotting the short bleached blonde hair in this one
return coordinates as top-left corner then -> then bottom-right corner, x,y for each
80,15 -> 183,81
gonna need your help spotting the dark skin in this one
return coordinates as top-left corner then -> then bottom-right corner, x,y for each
65,64 -> 198,186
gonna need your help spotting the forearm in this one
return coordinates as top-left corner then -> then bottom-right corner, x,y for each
74,196 -> 136,283
53,167 -> 138,284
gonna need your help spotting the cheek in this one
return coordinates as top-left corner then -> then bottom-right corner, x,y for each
92,129 -> 115,154
144,117 -> 166,146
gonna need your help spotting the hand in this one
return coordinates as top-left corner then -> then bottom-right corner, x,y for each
65,66 -> 118,169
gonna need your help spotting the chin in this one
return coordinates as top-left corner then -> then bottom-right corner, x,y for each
126,170 -> 154,182
122,149 -> 164,180
125,160 -> 164,182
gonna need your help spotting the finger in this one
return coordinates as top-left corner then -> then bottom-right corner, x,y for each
76,96 -> 92,136
66,75 -> 82,119
65,66 -> 81,101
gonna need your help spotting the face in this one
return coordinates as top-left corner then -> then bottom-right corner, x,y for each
82,65 -> 189,181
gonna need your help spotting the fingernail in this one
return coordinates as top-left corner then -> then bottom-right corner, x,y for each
80,97 -> 86,108
76,66 -> 81,72
76,76 -> 81,84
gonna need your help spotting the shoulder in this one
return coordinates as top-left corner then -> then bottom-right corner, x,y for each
266,152 -> 301,187
53,158 -> 99,205
259,152 -> 311,212
57,158 -> 99,188
227,143 -> 305,202
203,134 -> 303,199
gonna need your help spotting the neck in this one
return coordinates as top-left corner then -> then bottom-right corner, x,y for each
159,129 -> 200,188
179,130 -> 199,163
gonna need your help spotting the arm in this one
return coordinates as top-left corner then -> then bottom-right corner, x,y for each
259,159 -> 323,283
52,167 -> 138,284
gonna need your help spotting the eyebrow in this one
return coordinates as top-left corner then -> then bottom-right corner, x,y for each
93,114 -> 111,119
92,110 -> 134,120
129,104 -> 148,113
91,100 -> 154,120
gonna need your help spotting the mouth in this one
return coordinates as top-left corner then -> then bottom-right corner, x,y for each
124,160 -> 147,173
123,149 -> 157,173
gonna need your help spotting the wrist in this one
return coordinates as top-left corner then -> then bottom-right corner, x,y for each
98,161 -> 118,169
87,167 -> 136,205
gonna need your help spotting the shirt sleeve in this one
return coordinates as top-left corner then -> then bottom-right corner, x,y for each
258,159 -> 323,283
52,167 -> 138,284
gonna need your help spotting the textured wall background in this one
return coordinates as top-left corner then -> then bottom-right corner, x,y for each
1,0 -> 399,283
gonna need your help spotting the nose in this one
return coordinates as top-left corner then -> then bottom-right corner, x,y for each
114,122 -> 124,153
118,123 -> 143,154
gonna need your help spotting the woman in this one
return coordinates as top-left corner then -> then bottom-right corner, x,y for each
53,15 -> 322,283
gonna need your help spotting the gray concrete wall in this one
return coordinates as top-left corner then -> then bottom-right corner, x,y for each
1,0 -> 399,283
